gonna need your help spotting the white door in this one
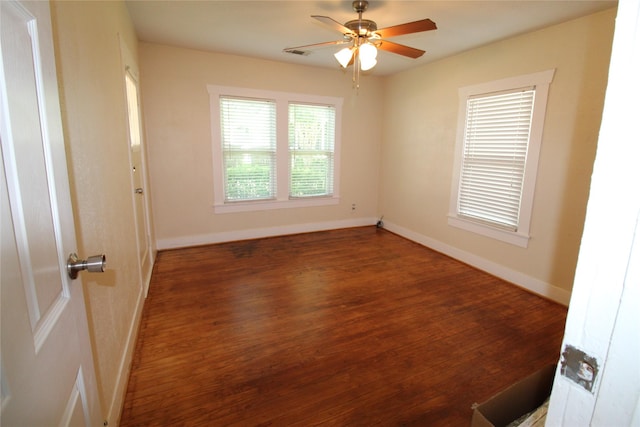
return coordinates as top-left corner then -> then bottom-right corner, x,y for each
124,69 -> 152,293
1,1 -> 102,425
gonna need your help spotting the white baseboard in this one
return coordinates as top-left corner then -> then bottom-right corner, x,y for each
156,217 -> 379,250
382,221 -> 571,306
105,277 -> 147,426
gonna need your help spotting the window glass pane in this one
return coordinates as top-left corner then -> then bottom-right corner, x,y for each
220,97 -> 276,201
289,103 -> 335,198
458,89 -> 535,230
125,73 -> 141,148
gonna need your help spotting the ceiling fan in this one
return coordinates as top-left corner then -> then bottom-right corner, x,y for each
283,0 -> 437,88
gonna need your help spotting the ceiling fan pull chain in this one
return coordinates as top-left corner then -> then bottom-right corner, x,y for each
355,46 -> 360,91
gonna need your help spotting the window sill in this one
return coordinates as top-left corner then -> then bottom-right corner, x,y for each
447,215 -> 530,248
213,196 -> 340,214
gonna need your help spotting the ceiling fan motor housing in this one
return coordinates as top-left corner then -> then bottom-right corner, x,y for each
345,19 -> 377,37
348,0 -> 376,37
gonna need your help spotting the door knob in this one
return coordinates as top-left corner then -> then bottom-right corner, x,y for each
67,253 -> 106,280
135,188 -> 143,194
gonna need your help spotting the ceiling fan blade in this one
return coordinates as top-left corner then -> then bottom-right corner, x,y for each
377,40 -> 425,59
312,15 -> 356,36
283,40 -> 350,53
375,18 -> 437,39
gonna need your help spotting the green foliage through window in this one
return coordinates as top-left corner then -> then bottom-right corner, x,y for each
224,152 -> 275,201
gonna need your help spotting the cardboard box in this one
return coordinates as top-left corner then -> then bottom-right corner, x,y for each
471,364 -> 556,427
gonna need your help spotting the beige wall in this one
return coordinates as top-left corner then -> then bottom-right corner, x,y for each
380,8 -> 616,299
51,1 -> 151,424
139,44 -> 383,247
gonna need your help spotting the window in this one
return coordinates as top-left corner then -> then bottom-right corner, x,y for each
220,97 -> 277,201
448,70 -> 555,247
289,103 -> 335,198
209,86 -> 342,213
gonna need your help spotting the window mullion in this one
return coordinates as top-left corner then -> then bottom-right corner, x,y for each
276,98 -> 289,201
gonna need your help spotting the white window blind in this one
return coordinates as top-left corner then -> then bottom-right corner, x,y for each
219,96 -> 276,201
458,88 -> 535,230
288,103 -> 335,198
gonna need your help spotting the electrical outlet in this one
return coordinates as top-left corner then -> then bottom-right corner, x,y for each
351,203 -> 356,211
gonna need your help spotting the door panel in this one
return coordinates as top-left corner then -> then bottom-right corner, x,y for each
1,0 -> 67,347
59,370 -> 92,427
1,1 -> 101,425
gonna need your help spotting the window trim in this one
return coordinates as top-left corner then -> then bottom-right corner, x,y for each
208,85 -> 342,214
448,69 -> 555,247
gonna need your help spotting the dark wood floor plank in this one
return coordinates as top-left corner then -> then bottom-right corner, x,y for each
120,227 -> 567,426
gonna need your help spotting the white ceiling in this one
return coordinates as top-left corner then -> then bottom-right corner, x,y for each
126,0 -> 617,76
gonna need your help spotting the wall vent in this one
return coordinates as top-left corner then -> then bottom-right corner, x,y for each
286,49 -> 310,56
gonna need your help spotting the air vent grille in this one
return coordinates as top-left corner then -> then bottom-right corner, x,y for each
286,49 -> 310,56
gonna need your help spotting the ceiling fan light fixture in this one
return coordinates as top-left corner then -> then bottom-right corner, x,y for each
334,46 -> 354,68
359,42 -> 377,70
360,57 -> 377,71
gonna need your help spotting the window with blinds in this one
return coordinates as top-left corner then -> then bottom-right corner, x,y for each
448,69 -> 554,247
209,85 -> 343,212
220,97 -> 276,201
458,88 -> 535,230
289,103 -> 336,198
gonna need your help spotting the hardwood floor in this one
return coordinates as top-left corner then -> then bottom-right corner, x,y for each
120,227 -> 567,426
